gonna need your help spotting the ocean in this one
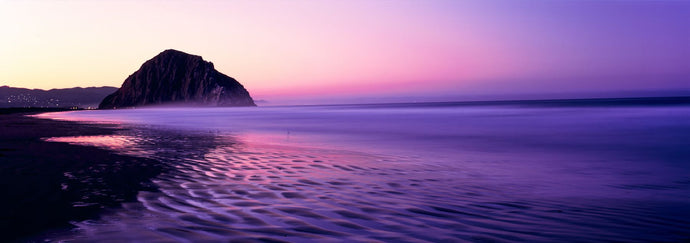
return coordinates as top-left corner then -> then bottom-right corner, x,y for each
34,98 -> 690,241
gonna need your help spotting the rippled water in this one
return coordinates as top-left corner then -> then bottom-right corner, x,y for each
38,101 -> 690,242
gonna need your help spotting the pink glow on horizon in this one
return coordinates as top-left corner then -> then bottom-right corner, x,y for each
1,1 -> 688,103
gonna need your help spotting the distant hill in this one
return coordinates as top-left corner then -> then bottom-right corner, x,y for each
0,86 -> 118,108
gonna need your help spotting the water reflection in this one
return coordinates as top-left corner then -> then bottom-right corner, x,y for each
45,135 -> 141,154
43,124 -> 690,242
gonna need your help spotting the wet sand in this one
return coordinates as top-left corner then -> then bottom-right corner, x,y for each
0,111 -> 162,241
4,106 -> 690,242
34,116 -> 690,242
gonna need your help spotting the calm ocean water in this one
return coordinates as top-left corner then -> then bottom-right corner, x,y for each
37,99 -> 690,242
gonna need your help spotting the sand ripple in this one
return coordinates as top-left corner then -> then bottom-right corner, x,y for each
45,127 -> 690,242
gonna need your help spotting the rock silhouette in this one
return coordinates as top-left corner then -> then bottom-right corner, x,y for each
99,49 -> 255,109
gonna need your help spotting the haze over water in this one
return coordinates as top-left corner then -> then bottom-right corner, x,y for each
38,100 -> 690,242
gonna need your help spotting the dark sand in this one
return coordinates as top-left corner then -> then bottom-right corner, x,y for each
0,109 -> 162,241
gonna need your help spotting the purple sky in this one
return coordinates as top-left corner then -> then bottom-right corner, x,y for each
1,0 -> 688,104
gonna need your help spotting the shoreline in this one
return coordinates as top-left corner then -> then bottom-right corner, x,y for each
3,106 -> 690,241
0,111 -> 162,241
0,107 -> 78,115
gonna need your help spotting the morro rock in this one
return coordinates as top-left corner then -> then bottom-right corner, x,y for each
99,49 -> 255,109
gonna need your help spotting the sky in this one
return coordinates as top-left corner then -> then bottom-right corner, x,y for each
1,0 -> 688,103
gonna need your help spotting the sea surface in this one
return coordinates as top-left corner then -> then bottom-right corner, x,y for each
36,99 -> 690,242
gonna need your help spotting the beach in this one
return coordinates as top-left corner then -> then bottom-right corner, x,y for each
3,101 -> 690,242
0,110 -> 162,241
3,0 -> 688,241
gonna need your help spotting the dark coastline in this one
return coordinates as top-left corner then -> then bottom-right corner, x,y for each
0,107 -> 75,115
0,110 -> 162,241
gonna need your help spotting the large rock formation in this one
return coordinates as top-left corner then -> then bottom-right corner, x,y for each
99,49 -> 255,109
